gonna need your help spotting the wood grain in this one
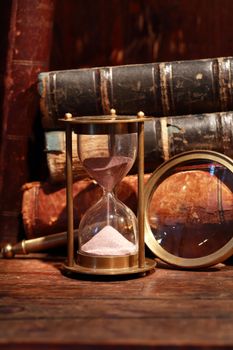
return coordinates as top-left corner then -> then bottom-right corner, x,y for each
0,258 -> 232,349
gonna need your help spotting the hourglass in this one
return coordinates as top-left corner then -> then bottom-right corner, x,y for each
60,110 -> 156,276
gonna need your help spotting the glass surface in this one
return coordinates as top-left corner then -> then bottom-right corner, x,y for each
77,131 -> 138,256
148,161 -> 233,259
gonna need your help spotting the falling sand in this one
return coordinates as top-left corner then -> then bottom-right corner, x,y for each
83,156 -> 134,191
81,225 -> 136,256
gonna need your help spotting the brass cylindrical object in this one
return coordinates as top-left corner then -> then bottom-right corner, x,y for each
1,230 -> 78,258
66,121 -> 74,267
77,252 -> 138,269
138,116 -> 145,268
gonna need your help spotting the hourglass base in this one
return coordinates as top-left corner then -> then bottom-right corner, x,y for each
62,256 -> 156,276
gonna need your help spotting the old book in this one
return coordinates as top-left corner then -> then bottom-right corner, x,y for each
44,131 -> 88,182
22,175 -> 149,238
44,111 -> 233,183
0,0 -> 55,247
38,56 -> 233,128
21,169 -> 233,240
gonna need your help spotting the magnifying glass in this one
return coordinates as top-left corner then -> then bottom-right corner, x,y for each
145,150 -> 233,268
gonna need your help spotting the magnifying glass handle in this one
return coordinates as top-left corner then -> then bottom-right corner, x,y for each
1,230 -> 78,258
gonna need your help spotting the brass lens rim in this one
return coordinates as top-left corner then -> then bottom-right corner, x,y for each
144,150 -> 233,268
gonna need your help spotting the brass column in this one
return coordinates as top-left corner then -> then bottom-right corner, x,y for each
65,116 -> 74,267
137,112 -> 145,268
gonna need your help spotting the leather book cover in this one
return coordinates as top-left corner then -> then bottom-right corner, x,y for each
22,175 -> 148,238
0,0 -> 55,246
38,56 -> 233,129
21,171 -> 233,240
44,111 -> 233,183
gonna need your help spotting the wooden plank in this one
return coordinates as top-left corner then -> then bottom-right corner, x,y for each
0,298 -> 233,320
0,260 -> 232,300
0,258 -> 232,349
0,319 -> 232,348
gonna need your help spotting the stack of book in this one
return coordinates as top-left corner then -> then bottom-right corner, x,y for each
21,56 -> 233,238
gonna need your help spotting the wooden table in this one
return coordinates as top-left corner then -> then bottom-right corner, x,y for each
0,256 -> 233,349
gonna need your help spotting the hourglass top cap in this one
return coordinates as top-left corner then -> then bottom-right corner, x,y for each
59,111 -> 153,134
59,110 -> 153,125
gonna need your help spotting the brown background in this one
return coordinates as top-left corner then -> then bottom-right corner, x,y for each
1,0 -> 233,243
50,0 -> 233,69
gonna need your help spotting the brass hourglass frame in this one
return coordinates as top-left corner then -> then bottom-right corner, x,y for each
59,111 -> 156,276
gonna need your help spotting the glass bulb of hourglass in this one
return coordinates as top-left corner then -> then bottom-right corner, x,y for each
77,131 -> 138,257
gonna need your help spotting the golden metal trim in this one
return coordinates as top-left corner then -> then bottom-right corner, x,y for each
77,252 -> 138,269
62,258 -> 156,276
75,123 -> 138,135
138,120 -> 145,267
144,150 -> 233,268
66,123 -> 74,267
60,115 -> 153,135
59,115 -> 153,125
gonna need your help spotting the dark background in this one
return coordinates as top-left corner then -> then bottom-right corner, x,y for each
2,0 -> 233,74
1,0 -> 233,243
50,0 -> 233,69
51,0 -> 233,69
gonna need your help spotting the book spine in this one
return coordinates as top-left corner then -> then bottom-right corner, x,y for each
44,131 -> 88,183
0,0 -> 55,247
44,111 -> 233,183
38,57 -> 233,128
